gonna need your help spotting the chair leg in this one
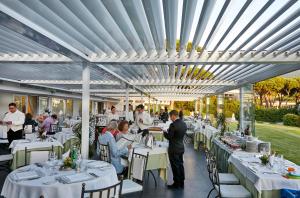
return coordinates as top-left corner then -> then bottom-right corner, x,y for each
148,170 -> 157,187
207,187 -> 215,198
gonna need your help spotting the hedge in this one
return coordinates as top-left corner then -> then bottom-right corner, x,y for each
283,114 -> 300,127
255,108 -> 298,123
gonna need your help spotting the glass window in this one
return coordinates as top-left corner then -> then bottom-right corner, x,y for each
39,97 -> 48,115
52,98 -> 65,115
14,95 -> 27,113
28,96 -> 38,116
66,99 -> 73,117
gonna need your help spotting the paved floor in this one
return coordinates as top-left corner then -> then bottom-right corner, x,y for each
123,144 -> 215,198
0,143 -> 215,198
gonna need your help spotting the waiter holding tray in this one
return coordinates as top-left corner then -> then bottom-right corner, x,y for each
1,103 -> 25,144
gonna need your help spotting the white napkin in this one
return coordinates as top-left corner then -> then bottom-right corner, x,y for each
60,173 -> 93,184
87,161 -> 110,169
12,171 -> 40,181
62,150 -> 70,160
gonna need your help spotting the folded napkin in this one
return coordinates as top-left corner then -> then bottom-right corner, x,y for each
87,161 -> 110,169
60,173 -> 93,184
12,171 -> 40,181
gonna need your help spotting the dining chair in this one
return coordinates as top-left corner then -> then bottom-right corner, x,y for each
209,160 -> 251,198
24,145 -> 54,166
48,124 -> 59,135
205,149 -> 240,198
99,143 -> 111,163
81,177 -> 123,198
121,149 -> 149,195
0,153 -> 13,172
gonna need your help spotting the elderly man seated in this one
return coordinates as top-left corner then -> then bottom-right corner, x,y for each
97,120 -> 131,174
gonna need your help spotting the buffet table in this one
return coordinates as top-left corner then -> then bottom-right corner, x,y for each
9,139 -> 63,170
229,152 -> 300,198
1,160 -> 118,198
211,138 -> 233,173
212,136 -> 300,198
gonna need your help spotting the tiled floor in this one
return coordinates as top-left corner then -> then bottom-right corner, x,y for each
0,143 -> 215,198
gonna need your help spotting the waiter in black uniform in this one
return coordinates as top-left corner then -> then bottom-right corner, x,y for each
163,110 -> 187,189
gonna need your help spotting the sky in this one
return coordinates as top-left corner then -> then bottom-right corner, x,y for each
174,0 -> 299,51
168,0 -> 300,74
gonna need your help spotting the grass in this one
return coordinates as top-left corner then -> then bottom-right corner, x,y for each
228,122 -> 300,165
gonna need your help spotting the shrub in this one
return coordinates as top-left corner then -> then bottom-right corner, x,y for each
283,114 -> 300,127
255,107 -> 297,123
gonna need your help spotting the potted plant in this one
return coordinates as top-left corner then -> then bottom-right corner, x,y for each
216,113 -> 227,136
259,154 -> 270,165
72,115 -> 96,158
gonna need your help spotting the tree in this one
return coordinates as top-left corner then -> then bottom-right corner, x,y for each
254,81 -> 269,107
281,78 -> 298,105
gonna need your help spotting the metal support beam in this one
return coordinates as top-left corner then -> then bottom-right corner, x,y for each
125,86 -> 129,120
81,62 -> 90,159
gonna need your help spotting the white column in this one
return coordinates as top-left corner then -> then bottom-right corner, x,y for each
125,86 -> 129,119
194,100 -> 198,112
81,62 -> 90,159
155,100 -> 158,112
239,87 -> 244,132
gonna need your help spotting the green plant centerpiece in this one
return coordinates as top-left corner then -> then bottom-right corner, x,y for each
216,113 -> 227,136
259,154 -> 270,165
38,128 -> 47,141
63,157 -> 73,169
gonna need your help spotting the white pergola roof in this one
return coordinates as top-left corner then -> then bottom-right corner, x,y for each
0,0 -> 299,101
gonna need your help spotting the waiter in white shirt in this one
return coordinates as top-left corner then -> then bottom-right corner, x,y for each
135,104 -> 152,132
3,103 -> 25,144
107,106 -> 119,122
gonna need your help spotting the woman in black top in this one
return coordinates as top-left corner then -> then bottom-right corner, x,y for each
23,113 -> 38,132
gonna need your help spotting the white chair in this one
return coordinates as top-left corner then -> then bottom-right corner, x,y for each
121,149 -> 149,195
210,162 -> 251,198
24,125 -> 33,134
205,150 -> 240,198
81,177 -> 123,198
24,145 -> 54,166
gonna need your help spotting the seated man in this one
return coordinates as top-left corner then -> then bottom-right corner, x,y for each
98,121 -> 131,174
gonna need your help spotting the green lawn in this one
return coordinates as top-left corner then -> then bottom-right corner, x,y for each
228,122 -> 300,165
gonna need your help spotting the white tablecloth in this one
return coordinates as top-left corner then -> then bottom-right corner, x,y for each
1,160 -> 118,198
132,142 -> 168,156
228,152 -> 300,191
0,125 -> 7,139
9,139 -> 63,154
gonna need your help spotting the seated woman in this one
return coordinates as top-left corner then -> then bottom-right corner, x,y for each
98,121 -> 131,174
116,120 -> 129,141
23,113 -> 38,132
101,119 -> 119,137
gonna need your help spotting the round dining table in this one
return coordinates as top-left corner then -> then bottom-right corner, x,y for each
1,160 -> 118,198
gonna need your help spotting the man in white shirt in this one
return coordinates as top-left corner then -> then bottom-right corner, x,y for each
107,106 -> 119,122
126,104 -> 134,124
135,104 -> 152,131
3,103 -> 25,144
